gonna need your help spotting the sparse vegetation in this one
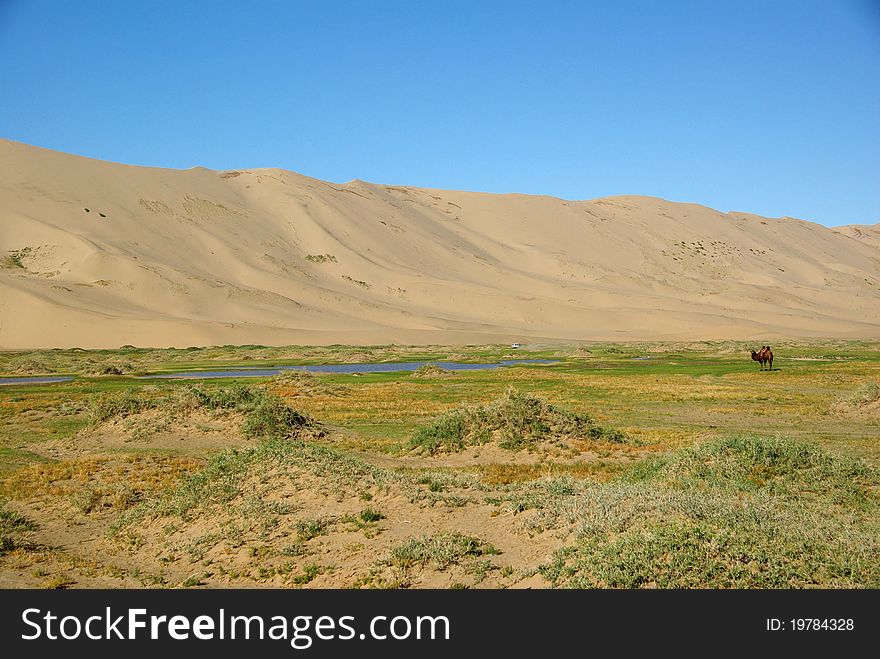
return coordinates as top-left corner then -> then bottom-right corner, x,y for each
292,563 -> 324,585
1,341 -> 879,589
305,254 -> 337,263
342,275 -> 370,289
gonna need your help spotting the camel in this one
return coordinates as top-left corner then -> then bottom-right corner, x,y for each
750,346 -> 773,371
750,347 -> 765,369
762,345 -> 773,371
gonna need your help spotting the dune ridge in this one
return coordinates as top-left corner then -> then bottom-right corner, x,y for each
1,139 -> 878,349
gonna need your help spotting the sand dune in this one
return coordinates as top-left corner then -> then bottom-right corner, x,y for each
833,223 -> 880,251
1,139 -> 878,348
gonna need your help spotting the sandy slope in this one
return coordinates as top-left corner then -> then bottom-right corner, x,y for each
833,223 -> 880,251
1,139 -> 878,348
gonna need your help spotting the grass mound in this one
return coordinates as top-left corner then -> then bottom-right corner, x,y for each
844,381 -> 880,406
832,381 -> 880,417
538,436 -> 880,588
110,439 -> 389,531
269,370 -> 348,397
411,364 -> 450,379
88,384 -> 323,441
409,388 -> 629,454
626,435 -> 874,503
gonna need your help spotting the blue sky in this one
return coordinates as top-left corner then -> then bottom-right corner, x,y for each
1,0 -> 878,226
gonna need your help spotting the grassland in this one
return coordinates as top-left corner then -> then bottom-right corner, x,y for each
0,340 -> 878,588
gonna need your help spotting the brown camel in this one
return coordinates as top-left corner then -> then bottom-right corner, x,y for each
762,345 -> 773,371
750,346 -> 773,371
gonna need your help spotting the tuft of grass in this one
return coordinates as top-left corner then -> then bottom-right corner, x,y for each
292,563 -> 324,585
305,254 -> 337,263
180,384 -> 264,411
71,487 -> 103,514
359,507 -> 384,523
409,388 -> 629,454
389,532 -> 499,571
0,506 -> 38,554
294,517 -> 329,541
42,575 -> 75,589
181,575 -> 203,588
281,542 -> 309,557
2,247 -> 30,269
242,397 -> 321,440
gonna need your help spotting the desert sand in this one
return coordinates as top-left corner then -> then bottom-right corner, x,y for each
833,222 -> 880,251
1,138 -> 878,349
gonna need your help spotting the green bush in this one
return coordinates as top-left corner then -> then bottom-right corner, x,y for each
243,397 -> 319,439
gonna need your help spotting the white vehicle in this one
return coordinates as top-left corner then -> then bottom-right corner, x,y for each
510,342 -> 522,349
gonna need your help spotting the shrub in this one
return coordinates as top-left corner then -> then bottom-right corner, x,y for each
242,397 -> 320,439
